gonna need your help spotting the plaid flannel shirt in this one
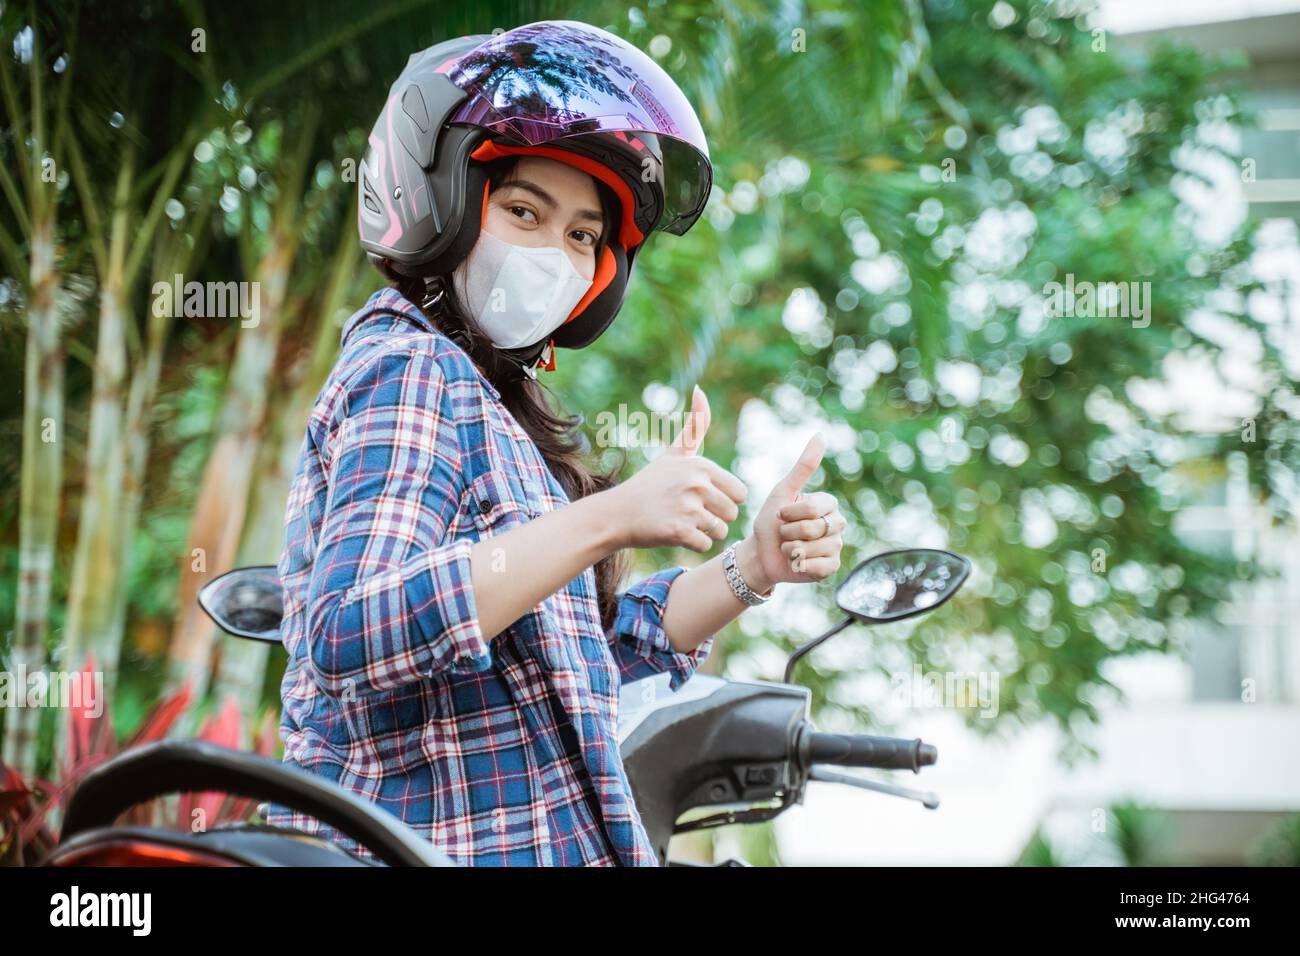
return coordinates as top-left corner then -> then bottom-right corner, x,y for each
263,288 -> 714,865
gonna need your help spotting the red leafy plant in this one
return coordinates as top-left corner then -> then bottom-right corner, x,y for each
0,655 -> 279,865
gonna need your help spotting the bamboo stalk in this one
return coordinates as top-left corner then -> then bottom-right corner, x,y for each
166,109 -> 318,715
209,225 -> 362,717
106,205 -> 212,658
166,222 -> 300,705
7,204 -> 63,777
3,15 -> 68,779
62,159 -> 133,696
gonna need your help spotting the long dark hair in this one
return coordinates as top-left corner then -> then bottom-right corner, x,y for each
385,157 -> 630,631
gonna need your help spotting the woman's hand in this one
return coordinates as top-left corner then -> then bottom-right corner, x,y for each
602,385 -> 747,552
736,432 -> 846,592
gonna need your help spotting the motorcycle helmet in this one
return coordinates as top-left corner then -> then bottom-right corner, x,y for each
358,20 -> 714,375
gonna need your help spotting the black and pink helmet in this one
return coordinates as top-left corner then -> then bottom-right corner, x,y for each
358,19 -> 714,350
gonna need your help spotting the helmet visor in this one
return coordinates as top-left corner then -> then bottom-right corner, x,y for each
444,20 -> 713,236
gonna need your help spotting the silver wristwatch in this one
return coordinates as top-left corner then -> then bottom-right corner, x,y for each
722,543 -> 773,607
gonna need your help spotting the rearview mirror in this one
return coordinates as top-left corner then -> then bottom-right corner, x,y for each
834,549 -> 970,623
197,566 -> 284,643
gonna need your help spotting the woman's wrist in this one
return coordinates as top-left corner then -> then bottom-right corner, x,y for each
734,535 -> 774,597
583,486 -> 630,555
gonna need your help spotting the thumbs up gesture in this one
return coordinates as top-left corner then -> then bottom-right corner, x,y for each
607,385 -> 748,552
736,432 -> 845,590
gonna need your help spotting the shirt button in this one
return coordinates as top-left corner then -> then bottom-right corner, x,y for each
478,498 -> 493,515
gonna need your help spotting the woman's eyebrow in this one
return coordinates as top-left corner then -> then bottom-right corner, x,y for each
501,179 -> 604,226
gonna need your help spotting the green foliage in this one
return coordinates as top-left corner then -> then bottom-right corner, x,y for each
1250,813 -> 1300,866
1106,800 -> 1173,866
1015,828 -> 1064,866
553,0 -> 1291,757
1016,801 -> 1173,865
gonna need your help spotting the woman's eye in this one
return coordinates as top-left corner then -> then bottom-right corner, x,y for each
508,205 -> 537,223
572,230 -> 597,247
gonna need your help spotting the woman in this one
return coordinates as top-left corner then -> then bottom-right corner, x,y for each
264,21 -> 846,866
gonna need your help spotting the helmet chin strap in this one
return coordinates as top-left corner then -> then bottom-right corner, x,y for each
420,276 -> 555,385
497,337 -> 553,383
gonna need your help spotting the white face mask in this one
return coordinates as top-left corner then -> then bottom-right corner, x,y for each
451,230 -> 594,350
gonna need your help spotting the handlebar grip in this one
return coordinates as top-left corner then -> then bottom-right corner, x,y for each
805,732 -> 937,772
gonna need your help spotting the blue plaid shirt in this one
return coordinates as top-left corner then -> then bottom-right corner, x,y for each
264,288 -> 713,865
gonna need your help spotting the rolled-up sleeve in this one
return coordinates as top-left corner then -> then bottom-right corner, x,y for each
606,565 -> 714,690
305,347 -> 492,699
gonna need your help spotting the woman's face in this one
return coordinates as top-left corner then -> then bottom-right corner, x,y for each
482,156 -> 605,281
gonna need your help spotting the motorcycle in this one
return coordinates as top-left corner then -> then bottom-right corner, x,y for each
39,548 -> 969,867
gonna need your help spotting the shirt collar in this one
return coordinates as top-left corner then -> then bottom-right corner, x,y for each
343,288 -> 502,402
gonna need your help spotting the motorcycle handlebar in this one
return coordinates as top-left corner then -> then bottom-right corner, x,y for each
803,731 -> 937,773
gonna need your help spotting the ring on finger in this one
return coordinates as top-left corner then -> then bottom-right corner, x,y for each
820,514 -> 832,538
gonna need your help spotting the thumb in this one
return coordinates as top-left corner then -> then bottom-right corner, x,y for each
778,431 -> 825,498
670,384 -> 711,456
